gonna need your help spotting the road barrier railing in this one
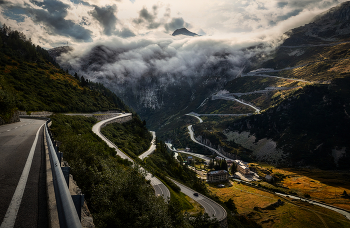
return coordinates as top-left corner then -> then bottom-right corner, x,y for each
45,119 -> 83,228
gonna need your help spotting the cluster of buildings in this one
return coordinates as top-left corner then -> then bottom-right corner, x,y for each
233,160 -> 251,175
207,157 -> 256,183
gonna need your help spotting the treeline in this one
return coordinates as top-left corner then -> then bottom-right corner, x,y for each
50,114 -> 221,228
0,25 -> 129,113
0,24 -> 58,67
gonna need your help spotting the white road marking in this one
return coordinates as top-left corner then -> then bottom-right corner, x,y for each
0,124 -> 44,228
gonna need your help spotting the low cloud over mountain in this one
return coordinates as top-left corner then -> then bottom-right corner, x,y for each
1,0 -> 346,48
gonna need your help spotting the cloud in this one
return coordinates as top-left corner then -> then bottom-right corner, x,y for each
115,27 -> 135,38
132,4 -> 191,34
57,34 -> 277,100
89,4 -> 118,35
164,17 -> 190,32
28,8 -> 92,41
132,6 -> 161,29
0,0 -> 347,48
1,0 -> 93,42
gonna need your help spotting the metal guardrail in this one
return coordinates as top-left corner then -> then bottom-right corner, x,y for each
44,119 -> 82,228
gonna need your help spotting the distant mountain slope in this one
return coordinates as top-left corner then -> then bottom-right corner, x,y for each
0,25 -> 129,114
172,28 -> 199,36
202,1 -> 350,169
283,1 -> 350,46
48,46 -> 73,59
227,77 -> 350,169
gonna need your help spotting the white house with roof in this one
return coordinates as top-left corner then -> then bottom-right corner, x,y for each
207,170 -> 229,182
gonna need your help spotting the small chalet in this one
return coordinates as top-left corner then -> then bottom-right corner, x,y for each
207,170 -> 229,183
234,160 -> 250,175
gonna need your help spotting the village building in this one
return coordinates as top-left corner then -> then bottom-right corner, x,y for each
207,170 -> 229,182
234,160 -> 251,175
265,174 -> 274,183
187,156 -> 193,164
226,159 -> 234,167
215,156 -> 224,161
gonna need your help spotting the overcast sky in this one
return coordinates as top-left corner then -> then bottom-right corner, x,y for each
0,0 -> 346,48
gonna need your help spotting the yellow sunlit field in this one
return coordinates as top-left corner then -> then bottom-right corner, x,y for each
260,166 -> 350,211
208,181 -> 350,228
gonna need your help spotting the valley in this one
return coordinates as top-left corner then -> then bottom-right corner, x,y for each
1,1 -> 350,228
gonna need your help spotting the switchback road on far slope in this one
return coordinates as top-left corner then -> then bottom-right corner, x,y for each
139,131 -> 156,160
211,95 -> 261,113
0,119 -> 48,228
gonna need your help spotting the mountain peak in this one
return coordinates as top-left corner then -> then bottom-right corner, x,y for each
172,28 -> 199,37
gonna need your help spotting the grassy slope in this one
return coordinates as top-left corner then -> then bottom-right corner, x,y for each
209,180 -> 350,228
50,114 -> 227,228
0,28 -> 128,114
101,116 -> 152,157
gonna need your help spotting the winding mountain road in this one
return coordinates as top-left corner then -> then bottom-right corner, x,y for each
211,95 -> 261,113
92,114 -> 170,200
185,113 -> 203,123
93,115 -> 227,221
243,73 -> 311,82
187,124 -> 231,160
187,112 -> 252,117
276,193 -> 350,220
139,131 -> 156,160
166,143 -> 211,164
170,178 -> 227,221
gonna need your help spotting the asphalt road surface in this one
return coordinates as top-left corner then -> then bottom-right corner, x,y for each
0,119 -> 48,228
92,115 -> 170,201
187,125 -> 231,160
139,131 -> 156,160
170,178 -> 227,221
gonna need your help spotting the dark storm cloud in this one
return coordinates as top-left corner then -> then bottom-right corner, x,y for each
0,0 -> 9,5
277,2 -> 288,8
164,18 -> 190,32
276,9 -> 302,21
285,0 -> 340,8
28,9 -> 92,41
89,5 -> 118,35
2,0 -> 92,41
133,5 -> 190,32
133,6 -> 161,29
115,27 -> 135,38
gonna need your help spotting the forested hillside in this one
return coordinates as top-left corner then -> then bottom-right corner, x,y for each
0,24 -> 129,121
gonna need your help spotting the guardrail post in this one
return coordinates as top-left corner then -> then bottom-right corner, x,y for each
45,123 -> 82,228
57,152 -> 63,164
61,166 -> 70,188
72,195 -> 84,221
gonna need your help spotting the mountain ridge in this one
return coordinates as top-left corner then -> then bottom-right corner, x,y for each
172,28 -> 199,36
